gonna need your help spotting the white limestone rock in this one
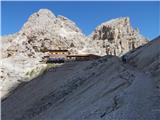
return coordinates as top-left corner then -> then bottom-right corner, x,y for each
89,17 -> 148,56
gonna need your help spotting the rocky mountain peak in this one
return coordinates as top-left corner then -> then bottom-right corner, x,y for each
26,9 -> 56,23
18,9 -> 86,53
1,9 -> 148,58
21,9 -> 56,34
37,9 -> 56,17
101,17 -> 130,27
89,17 -> 148,56
91,17 -> 133,41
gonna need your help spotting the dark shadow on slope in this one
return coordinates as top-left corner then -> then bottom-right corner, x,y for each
2,55 -> 118,102
1,63 -> 63,102
2,55 -> 126,120
121,36 -> 160,66
2,57 -> 108,101
121,35 -> 160,90
4,37 -> 158,119
2,40 -> 152,119
3,36 -> 153,102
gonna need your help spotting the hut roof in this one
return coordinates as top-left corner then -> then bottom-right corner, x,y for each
67,54 -> 100,57
43,49 -> 69,52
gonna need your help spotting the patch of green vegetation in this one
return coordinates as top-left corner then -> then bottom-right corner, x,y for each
25,65 -> 47,79
46,63 -> 56,70
25,63 -> 62,80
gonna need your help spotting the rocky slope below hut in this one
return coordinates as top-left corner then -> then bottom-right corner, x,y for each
2,36 -> 160,120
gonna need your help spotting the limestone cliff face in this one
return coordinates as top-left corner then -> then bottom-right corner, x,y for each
1,9 -> 86,59
1,10 -> 148,59
89,17 -> 148,56
20,9 -> 85,53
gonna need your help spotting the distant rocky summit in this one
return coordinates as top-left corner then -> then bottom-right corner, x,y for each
1,9 -> 148,98
89,17 -> 148,56
2,9 -> 147,58
21,9 -> 86,54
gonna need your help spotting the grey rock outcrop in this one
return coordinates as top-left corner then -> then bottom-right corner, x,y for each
1,10 -> 148,59
20,9 -> 86,53
89,17 -> 148,56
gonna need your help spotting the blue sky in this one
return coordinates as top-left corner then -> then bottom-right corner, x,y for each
1,1 -> 160,40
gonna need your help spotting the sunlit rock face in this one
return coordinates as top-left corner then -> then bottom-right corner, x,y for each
89,17 -> 148,56
1,9 -> 148,59
20,9 -> 86,54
